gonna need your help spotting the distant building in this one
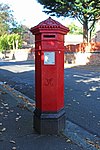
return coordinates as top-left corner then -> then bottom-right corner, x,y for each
65,19 -> 100,44
92,30 -> 100,42
22,28 -> 35,48
64,34 -> 83,45
91,19 -> 100,42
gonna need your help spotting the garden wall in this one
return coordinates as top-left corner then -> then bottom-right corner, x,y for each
64,52 -> 100,65
0,48 -> 35,61
64,42 -> 100,65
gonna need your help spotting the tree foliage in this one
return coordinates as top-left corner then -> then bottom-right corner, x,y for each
37,0 -> 100,42
0,3 -> 28,52
0,3 -> 15,36
68,23 -> 83,34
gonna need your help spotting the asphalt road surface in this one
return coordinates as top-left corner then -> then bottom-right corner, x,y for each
0,60 -> 100,138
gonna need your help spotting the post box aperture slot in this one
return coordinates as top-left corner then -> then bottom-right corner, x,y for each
44,52 -> 55,65
43,35 -> 55,38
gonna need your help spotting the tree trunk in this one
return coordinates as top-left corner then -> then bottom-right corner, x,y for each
83,18 -> 88,43
89,29 -> 92,42
13,40 -> 15,50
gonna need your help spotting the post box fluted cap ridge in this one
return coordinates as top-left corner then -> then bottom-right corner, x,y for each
30,17 -> 69,34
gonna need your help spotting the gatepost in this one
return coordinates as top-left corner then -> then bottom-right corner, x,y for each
30,17 -> 69,134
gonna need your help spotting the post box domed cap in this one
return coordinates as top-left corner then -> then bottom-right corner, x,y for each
30,17 -> 69,34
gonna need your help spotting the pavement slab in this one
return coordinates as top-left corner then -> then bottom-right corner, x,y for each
0,83 -> 85,150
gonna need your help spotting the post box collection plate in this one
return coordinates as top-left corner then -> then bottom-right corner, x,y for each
44,52 -> 55,65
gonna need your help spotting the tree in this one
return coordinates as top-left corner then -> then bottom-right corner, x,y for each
37,0 -> 100,42
11,24 -> 29,40
0,3 -> 27,51
0,3 -> 15,36
0,3 -> 26,36
0,35 -> 9,51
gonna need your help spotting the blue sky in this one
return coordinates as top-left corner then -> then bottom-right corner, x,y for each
0,0 -> 81,28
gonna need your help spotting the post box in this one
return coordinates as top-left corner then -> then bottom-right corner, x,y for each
30,17 -> 69,134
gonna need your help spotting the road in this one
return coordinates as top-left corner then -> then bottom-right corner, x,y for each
0,60 -> 100,137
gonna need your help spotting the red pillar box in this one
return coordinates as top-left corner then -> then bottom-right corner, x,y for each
30,17 -> 69,134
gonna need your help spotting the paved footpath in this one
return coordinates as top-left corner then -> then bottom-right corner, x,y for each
0,82 -> 100,150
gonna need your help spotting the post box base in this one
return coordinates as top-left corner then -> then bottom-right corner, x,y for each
33,108 -> 66,134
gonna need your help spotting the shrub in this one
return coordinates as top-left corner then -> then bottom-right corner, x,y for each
0,33 -> 22,52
